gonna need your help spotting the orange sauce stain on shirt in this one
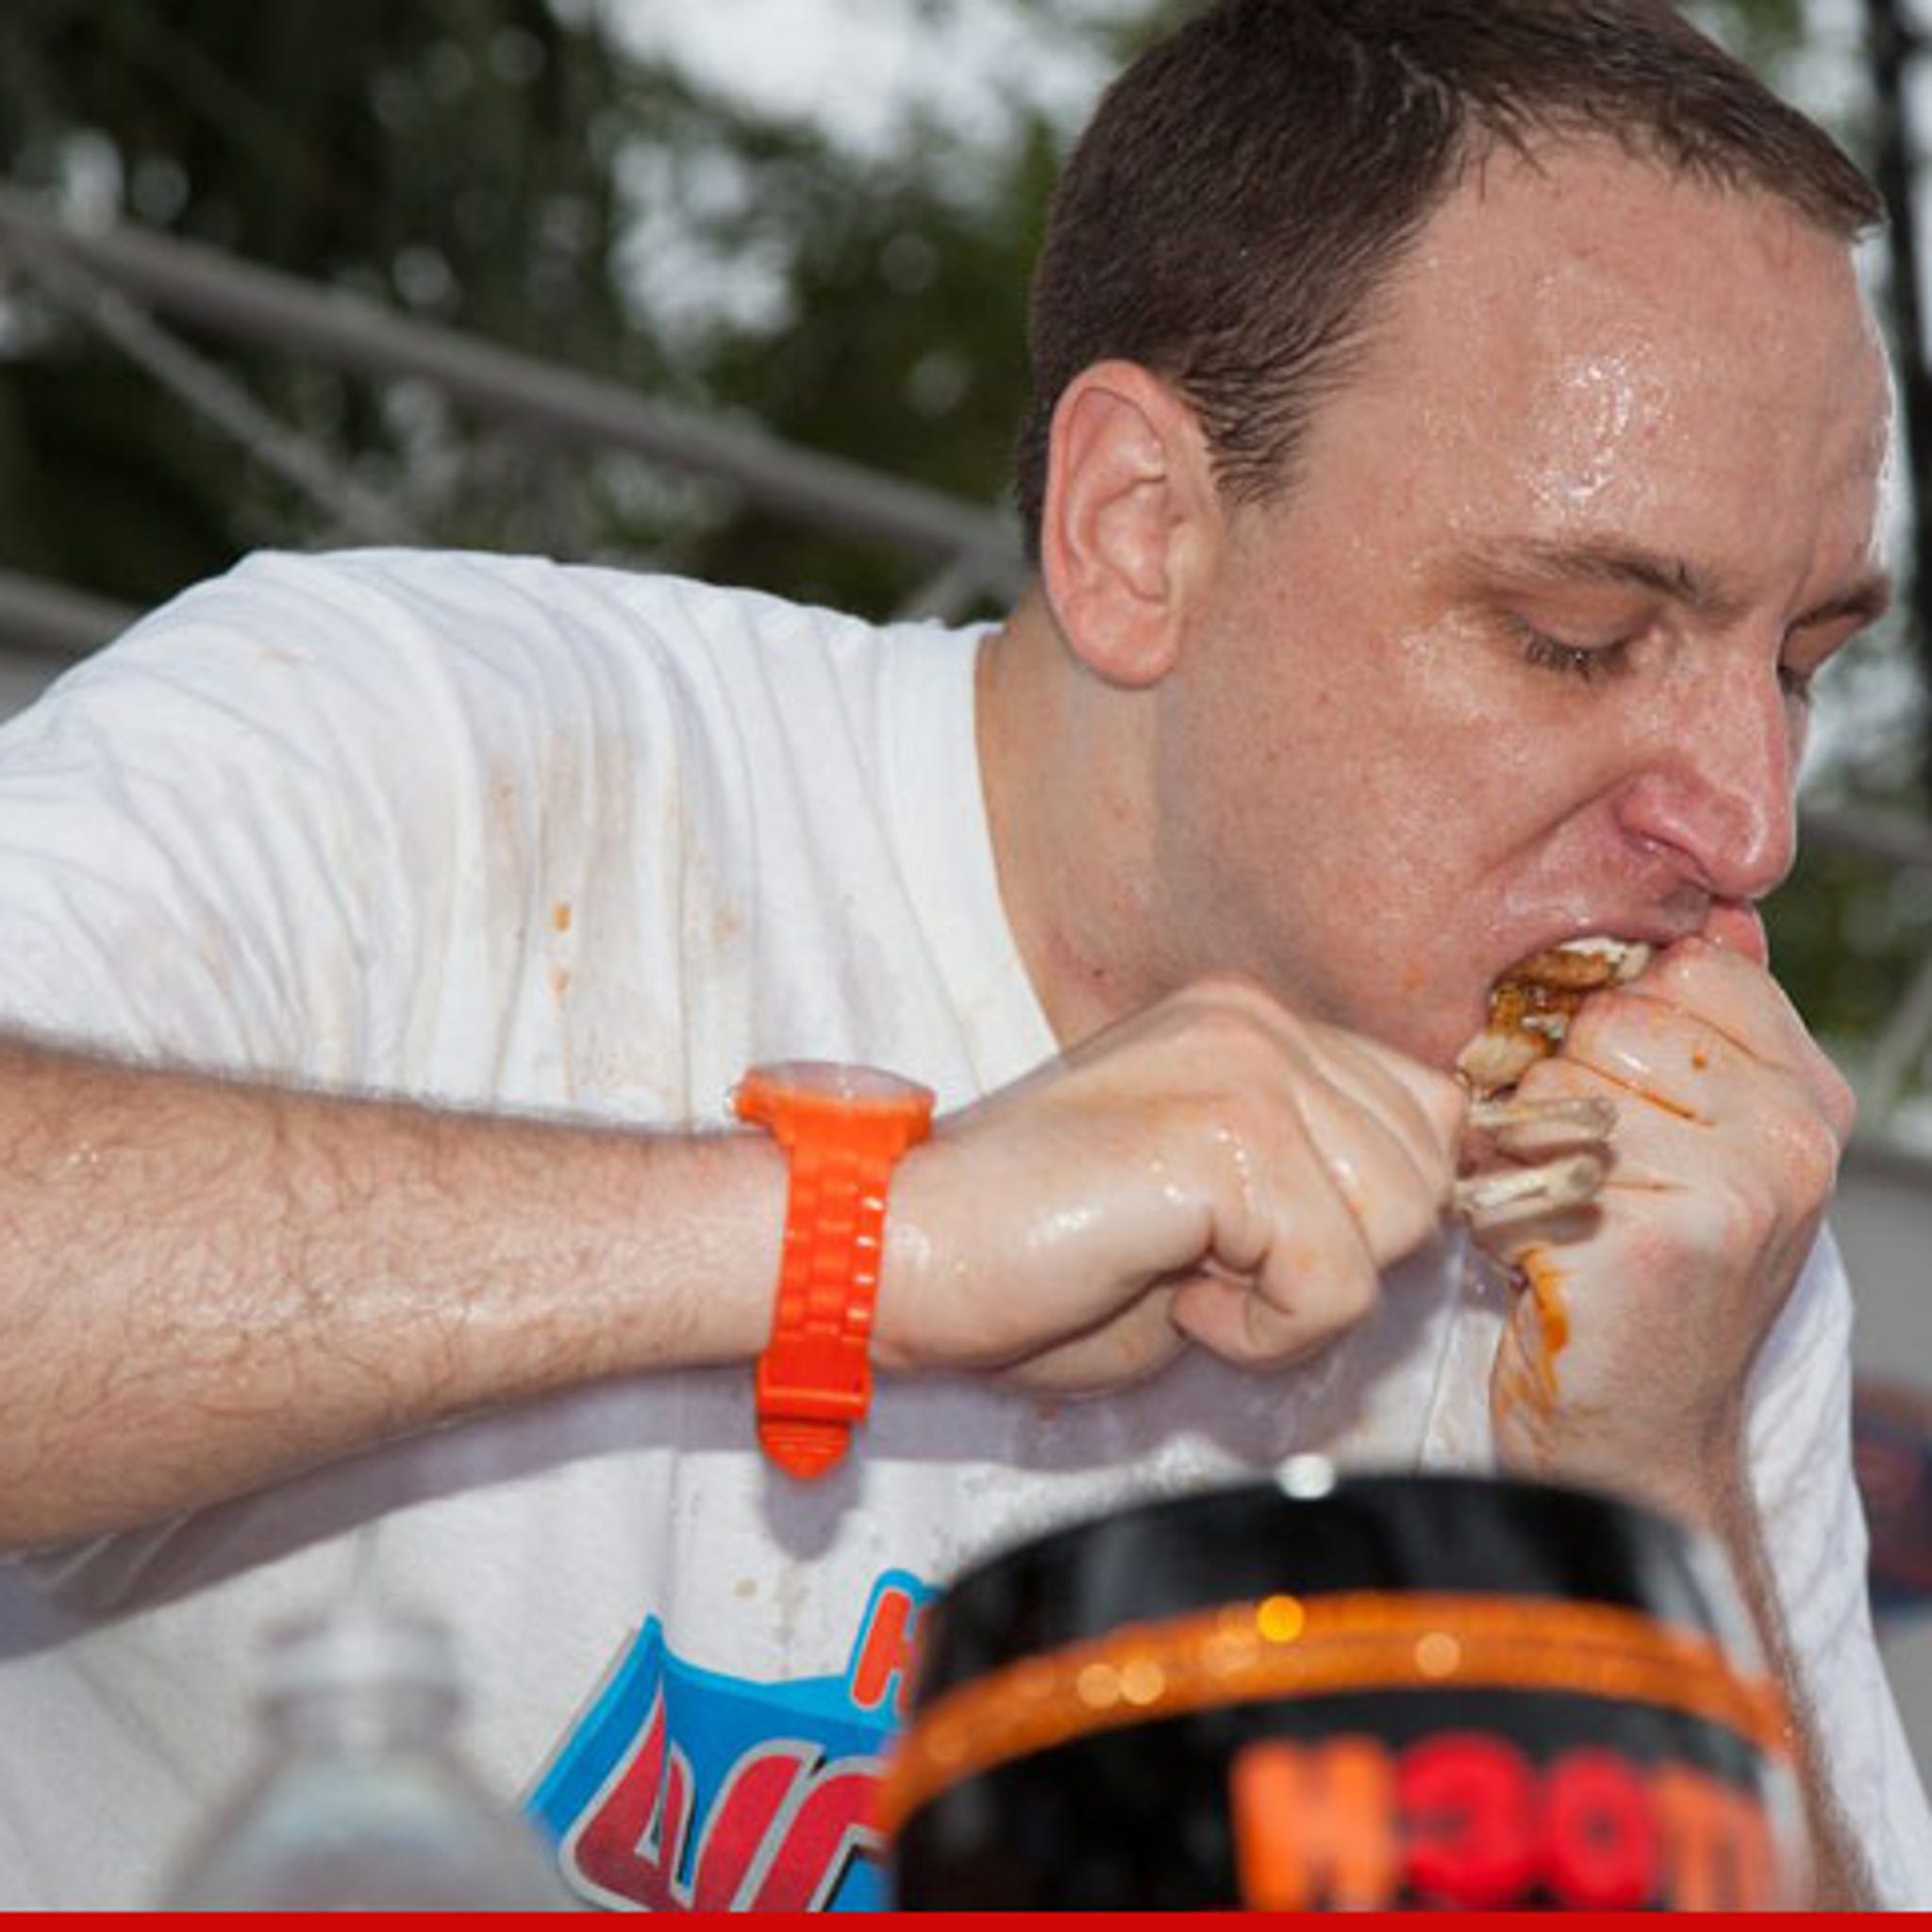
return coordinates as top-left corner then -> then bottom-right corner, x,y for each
553,901 -> 574,933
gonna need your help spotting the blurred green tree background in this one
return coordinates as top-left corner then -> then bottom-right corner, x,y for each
0,0 -> 1927,1131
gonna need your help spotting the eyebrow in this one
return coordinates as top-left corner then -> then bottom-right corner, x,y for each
1790,573 -> 1893,634
1466,537 -> 1891,633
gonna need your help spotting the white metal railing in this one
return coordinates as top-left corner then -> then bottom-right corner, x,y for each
0,188 -> 1024,607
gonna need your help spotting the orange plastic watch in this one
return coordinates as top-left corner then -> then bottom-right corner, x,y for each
733,1061 -> 937,1480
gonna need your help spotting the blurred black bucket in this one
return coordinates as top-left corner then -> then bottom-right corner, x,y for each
879,1466 -> 1804,1910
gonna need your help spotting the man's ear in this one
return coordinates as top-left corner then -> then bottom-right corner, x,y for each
1038,360 -> 1221,688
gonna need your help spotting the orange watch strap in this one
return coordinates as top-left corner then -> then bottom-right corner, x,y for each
735,1068 -> 935,1480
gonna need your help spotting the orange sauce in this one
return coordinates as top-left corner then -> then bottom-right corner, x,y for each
1512,1245 -> 1569,1407
1521,1247 -> 1569,1355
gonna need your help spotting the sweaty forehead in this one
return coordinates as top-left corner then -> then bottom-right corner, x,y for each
1391,144 -> 1866,382
1318,142 -> 1890,557
1414,148 -> 1846,353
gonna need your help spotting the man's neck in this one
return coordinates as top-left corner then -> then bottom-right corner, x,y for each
975,592 -> 1172,1051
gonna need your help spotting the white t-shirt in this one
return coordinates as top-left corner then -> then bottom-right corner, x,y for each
0,549 -> 1922,1907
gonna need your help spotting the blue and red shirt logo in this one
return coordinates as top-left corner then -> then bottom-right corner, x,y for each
527,1570 -> 934,1911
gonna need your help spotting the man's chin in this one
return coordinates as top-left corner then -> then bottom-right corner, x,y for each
1352,1006 -> 1480,1076
1303,974 -> 1485,1072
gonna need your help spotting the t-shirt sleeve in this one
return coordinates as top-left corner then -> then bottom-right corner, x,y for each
0,551 -> 472,1087
1747,1222 -> 1932,1905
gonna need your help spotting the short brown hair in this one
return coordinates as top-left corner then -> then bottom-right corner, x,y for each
1015,0 -> 1882,558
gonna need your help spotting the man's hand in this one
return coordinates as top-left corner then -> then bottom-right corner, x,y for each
1474,934 -> 1856,1527
873,974 -> 1465,1396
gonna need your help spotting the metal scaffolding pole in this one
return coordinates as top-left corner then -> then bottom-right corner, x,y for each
1864,0 -> 1932,808
0,188 -> 1026,597
8,230 -> 414,546
0,570 -> 138,662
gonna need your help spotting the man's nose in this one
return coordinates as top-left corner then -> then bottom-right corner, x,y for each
1612,668 -> 1799,902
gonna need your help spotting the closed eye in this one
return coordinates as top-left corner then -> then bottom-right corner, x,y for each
1513,623 -> 1635,685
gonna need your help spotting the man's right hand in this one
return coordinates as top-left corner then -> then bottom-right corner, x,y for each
871,975 -> 1465,1396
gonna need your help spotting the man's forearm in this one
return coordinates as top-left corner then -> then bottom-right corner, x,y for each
0,1033 -> 783,1551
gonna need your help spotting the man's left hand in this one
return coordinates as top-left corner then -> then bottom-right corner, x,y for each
1472,933 -> 1856,1528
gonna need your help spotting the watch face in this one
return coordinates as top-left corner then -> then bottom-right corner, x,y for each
750,1061 -> 931,1107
